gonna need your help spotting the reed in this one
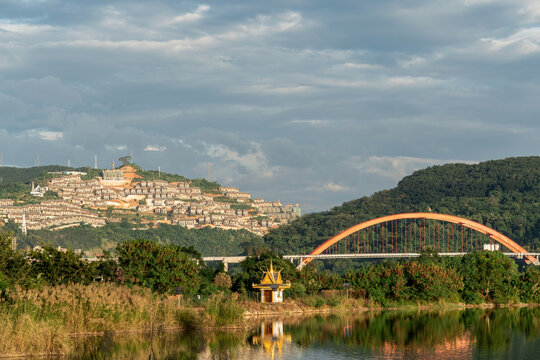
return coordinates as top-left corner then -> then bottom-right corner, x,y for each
203,293 -> 244,326
0,283 -> 180,357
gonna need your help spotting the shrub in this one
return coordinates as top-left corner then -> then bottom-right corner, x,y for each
287,283 -> 306,298
303,295 -> 326,308
0,272 -> 11,302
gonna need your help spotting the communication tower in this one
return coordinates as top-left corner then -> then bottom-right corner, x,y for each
94,154 -> 98,169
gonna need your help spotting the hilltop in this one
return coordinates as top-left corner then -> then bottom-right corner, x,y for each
0,163 -> 297,254
264,156 -> 540,254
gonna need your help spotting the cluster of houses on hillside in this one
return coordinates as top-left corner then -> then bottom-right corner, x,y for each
0,166 -> 299,235
0,199 -> 105,231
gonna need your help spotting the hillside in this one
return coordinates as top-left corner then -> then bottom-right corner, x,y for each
264,157 -> 540,254
0,163 -> 296,255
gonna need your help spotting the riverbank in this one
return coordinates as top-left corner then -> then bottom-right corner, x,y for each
0,284 -> 538,358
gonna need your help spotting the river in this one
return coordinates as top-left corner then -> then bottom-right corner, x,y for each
70,307 -> 539,359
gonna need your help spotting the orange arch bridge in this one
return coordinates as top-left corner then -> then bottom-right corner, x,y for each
301,213 -> 538,267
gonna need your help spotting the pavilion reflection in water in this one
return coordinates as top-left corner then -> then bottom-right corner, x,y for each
251,321 -> 292,359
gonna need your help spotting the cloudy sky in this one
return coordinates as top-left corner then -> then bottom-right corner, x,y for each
1,1 -> 539,212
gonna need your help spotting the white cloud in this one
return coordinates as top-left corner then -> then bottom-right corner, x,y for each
37,37 -> 216,53
105,144 -> 127,151
144,145 -> 166,152
19,129 -> 63,141
240,84 -> 312,94
38,131 -> 63,141
341,62 -> 380,70
171,5 -> 210,23
386,76 -> 441,87
323,182 -> 350,192
482,27 -> 540,55
0,22 -> 54,34
202,141 -> 270,174
351,156 -> 477,181
220,11 -> 302,40
289,119 -> 332,126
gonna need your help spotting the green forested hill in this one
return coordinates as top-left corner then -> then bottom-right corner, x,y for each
264,157 -> 540,253
6,221 -> 263,256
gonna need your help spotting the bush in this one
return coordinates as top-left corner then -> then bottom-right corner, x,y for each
303,295 -> 326,308
0,272 -> 11,302
287,283 -> 306,298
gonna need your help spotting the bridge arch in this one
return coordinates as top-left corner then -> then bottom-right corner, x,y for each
303,212 -> 537,266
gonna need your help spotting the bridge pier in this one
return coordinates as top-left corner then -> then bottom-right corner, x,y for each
223,261 -> 228,272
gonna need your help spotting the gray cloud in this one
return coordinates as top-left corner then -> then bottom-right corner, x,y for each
0,0 -> 539,212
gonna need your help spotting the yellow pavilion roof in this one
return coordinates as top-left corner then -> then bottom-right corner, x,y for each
252,260 -> 291,290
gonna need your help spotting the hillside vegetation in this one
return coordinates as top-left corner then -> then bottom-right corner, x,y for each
264,157 -> 540,254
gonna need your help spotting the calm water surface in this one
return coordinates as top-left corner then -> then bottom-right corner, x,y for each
72,307 -> 540,359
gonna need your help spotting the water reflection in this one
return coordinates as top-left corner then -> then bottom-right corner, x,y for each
70,307 -> 540,359
251,321 -> 292,359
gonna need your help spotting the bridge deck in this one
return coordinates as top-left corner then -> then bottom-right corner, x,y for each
203,252 -> 540,263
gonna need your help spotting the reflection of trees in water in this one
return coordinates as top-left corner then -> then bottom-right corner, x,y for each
71,308 -> 540,358
466,307 -> 540,353
283,308 -> 540,356
70,329 -> 243,360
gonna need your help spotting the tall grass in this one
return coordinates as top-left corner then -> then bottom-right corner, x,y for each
203,293 -> 244,326
0,283 -> 180,356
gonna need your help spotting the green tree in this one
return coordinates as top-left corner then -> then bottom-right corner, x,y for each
117,239 -> 201,295
27,244 -> 97,286
460,251 -> 520,304
0,231 -> 30,283
518,266 -> 540,303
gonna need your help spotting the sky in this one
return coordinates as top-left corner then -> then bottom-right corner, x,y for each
1,0 -> 539,212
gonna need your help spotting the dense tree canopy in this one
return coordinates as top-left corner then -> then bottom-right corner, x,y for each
264,157 -> 540,254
